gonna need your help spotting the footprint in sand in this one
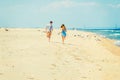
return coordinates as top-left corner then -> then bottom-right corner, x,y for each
98,68 -> 102,71
74,56 -> 82,61
70,54 -> 82,61
51,64 -> 57,67
0,73 -> 3,75
50,64 -> 57,69
27,77 -> 34,80
96,64 -> 102,71
5,64 -> 15,69
81,76 -> 87,79
89,70 -> 92,72
42,52 -> 47,55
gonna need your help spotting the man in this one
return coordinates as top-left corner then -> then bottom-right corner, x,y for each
46,21 -> 53,42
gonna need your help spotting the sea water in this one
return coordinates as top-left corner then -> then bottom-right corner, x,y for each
80,29 -> 120,40
78,29 -> 120,46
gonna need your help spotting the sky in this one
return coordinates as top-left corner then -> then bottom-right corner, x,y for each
0,0 -> 120,29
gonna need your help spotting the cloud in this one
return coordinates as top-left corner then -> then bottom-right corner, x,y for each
40,0 -> 98,12
108,4 -> 120,8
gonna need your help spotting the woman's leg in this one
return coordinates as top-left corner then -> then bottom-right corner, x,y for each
62,36 -> 65,44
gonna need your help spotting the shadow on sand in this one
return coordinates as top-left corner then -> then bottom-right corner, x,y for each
51,41 -> 79,46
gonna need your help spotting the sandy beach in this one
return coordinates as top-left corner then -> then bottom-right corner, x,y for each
0,28 -> 120,80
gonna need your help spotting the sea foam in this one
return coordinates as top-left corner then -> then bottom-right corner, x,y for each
115,41 -> 120,47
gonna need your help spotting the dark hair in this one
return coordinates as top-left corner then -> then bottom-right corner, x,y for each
62,24 -> 64,26
61,24 -> 66,31
61,24 -> 64,28
50,21 -> 53,23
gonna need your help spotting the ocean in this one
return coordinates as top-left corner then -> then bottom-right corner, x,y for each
77,29 -> 120,46
78,29 -> 120,40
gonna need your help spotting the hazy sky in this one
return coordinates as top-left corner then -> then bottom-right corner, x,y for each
0,0 -> 120,28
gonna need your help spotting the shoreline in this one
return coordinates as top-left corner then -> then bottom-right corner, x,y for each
1,27 -> 120,39
0,28 -> 120,80
1,28 -> 120,54
0,28 -> 120,47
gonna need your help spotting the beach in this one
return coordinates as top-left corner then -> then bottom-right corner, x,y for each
0,28 -> 120,80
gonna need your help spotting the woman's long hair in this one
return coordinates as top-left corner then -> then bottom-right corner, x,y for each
61,24 -> 67,31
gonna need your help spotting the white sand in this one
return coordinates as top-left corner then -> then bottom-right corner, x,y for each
0,28 -> 120,80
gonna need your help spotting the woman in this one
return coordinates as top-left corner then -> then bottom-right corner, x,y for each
60,24 -> 67,44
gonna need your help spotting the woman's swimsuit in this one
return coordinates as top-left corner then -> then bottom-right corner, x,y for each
61,30 -> 66,37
